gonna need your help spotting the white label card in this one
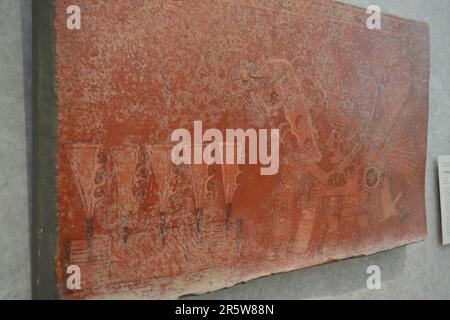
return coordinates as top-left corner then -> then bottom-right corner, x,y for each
438,156 -> 450,245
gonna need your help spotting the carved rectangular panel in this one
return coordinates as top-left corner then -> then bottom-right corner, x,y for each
33,0 -> 429,299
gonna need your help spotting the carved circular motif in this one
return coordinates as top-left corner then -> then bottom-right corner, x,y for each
365,168 -> 379,188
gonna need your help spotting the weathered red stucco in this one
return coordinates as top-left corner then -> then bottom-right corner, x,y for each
55,0 -> 429,299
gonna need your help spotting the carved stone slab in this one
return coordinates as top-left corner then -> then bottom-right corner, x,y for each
33,0 -> 429,299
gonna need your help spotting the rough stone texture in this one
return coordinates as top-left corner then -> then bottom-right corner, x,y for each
53,0 -> 427,299
0,0 -> 449,300
194,0 -> 450,300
